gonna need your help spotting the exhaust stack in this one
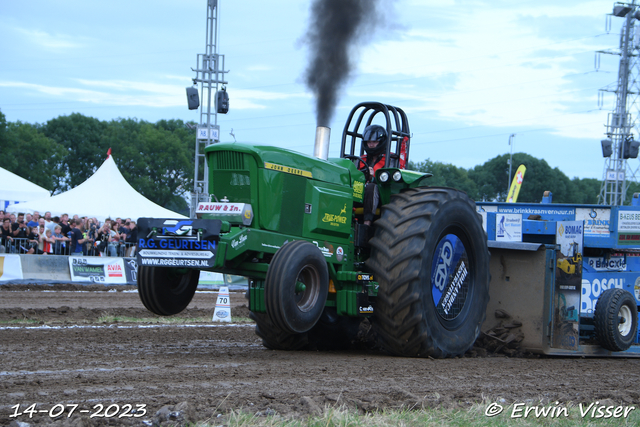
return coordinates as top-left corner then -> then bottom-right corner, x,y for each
313,126 -> 331,160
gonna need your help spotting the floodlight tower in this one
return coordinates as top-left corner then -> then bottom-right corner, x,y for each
598,2 -> 640,205
189,0 -> 229,217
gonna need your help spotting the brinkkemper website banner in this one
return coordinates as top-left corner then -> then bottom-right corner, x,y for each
68,257 -> 127,284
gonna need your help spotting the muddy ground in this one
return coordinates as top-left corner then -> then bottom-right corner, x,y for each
1,284 -> 639,426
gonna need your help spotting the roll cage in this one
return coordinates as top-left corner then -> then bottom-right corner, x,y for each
340,102 -> 411,168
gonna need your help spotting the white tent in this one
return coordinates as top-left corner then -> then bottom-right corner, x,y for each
0,167 -> 51,210
6,156 -> 186,222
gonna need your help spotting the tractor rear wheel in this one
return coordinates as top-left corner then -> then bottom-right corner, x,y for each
265,240 -> 329,334
137,266 -> 199,315
367,187 -> 490,358
594,288 -> 638,352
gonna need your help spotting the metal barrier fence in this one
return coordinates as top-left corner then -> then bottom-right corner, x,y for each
0,238 -> 136,257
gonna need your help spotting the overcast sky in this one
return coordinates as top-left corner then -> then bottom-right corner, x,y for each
0,0 -> 634,184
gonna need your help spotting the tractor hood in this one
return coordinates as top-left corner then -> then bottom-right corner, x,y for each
205,142 -> 352,187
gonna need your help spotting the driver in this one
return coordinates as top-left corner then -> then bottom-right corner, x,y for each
361,125 -> 388,226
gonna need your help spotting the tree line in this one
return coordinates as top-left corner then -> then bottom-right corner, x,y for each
0,110 -> 630,209
0,110 -> 195,214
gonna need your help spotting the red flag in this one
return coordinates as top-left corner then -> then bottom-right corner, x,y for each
107,148 -> 111,158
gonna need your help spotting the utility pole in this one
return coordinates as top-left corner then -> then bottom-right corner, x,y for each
507,133 -> 515,195
598,1 -> 640,205
190,0 -> 229,217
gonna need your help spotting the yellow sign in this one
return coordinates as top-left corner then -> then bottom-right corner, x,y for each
264,162 -> 312,178
507,165 -> 526,203
322,204 -> 348,227
353,180 -> 364,200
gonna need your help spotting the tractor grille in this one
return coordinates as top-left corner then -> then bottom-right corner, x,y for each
212,151 -> 245,170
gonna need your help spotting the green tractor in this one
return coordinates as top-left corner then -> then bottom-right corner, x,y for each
136,102 -> 490,358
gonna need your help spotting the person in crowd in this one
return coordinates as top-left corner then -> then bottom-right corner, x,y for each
48,216 -> 59,234
118,220 -> 128,239
125,220 -> 138,257
52,225 -> 68,255
25,213 -> 34,227
84,218 -> 99,256
97,222 -> 117,257
44,212 -> 55,233
42,228 -> 55,254
22,226 -> 43,255
1,217 -> 15,253
12,214 -> 29,240
9,213 -> 16,224
27,212 -> 40,228
119,221 -> 131,243
68,219 -> 92,256
111,222 -> 123,256
36,224 -> 48,253
60,214 -> 72,238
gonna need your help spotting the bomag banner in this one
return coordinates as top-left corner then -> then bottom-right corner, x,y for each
68,257 -> 127,284
506,164 -> 526,203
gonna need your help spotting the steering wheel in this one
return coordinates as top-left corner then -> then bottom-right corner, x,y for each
344,155 -> 372,182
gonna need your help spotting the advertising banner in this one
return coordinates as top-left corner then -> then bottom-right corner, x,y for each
0,255 -> 23,282
575,208 -> 610,237
495,213 -> 522,242
552,221 -> 584,351
68,257 -> 128,284
123,258 -> 138,285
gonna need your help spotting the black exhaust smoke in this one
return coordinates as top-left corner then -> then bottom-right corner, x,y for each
303,0 -> 386,127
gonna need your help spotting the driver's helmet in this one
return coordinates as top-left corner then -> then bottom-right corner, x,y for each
363,124 -> 388,156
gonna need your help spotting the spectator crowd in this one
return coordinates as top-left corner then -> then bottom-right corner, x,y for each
0,210 -> 138,257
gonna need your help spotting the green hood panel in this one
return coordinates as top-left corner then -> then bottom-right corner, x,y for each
206,142 -> 351,186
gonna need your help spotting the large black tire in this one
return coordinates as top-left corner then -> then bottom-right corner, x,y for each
251,311 -> 310,350
137,266 -> 199,316
251,308 -> 365,351
594,288 -> 638,352
367,187 -> 490,358
265,240 -> 329,334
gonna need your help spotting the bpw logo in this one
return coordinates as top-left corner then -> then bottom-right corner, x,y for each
433,241 -> 453,292
162,220 -> 193,236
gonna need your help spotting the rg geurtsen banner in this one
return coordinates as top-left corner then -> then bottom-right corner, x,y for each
68,257 -> 127,284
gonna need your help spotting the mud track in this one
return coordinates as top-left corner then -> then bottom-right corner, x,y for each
1,285 -> 639,426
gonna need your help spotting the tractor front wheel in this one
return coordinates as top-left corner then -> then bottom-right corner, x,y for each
265,240 -> 329,334
137,266 -> 199,315
367,187 -> 490,358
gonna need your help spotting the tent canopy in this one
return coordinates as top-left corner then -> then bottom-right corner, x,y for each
6,156 -> 186,222
0,167 -> 51,210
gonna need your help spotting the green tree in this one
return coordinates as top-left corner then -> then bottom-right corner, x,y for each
100,119 -> 193,209
43,113 -> 108,190
569,178 -> 601,204
132,123 -> 193,208
0,109 -> 16,171
408,159 -> 479,199
469,153 -> 575,203
1,120 -> 66,193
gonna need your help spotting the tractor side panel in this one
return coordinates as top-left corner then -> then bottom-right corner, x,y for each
258,169 -> 307,236
303,181 -> 353,240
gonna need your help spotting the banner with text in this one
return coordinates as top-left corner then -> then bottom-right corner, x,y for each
68,257 -> 128,284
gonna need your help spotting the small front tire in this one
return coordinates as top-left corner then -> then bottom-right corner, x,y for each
137,266 -> 199,315
265,240 -> 329,334
594,288 -> 638,352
